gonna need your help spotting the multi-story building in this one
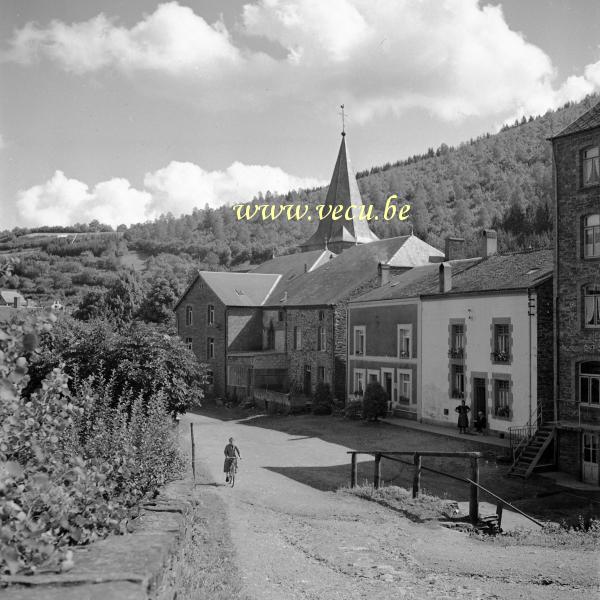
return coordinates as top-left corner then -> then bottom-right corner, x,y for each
349,234 -> 554,439
174,132 -> 444,403
551,100 -> 600,484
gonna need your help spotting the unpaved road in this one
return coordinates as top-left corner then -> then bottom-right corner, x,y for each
181,413 -> 599,600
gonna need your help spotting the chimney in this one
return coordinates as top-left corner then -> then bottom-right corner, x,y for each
480,229 -> 497,258
439,262 -> 452,293
444,237 -> 465,261
379,263 -> 392,286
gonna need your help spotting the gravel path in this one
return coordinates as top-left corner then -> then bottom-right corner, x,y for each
181,413 -> 599,600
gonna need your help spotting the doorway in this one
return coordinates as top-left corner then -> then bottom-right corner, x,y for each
303,364 -> 312,396
583,433 -> 599,484
473,378 -> 486,421
381,368 -> 394,411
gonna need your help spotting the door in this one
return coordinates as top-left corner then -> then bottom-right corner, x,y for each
382,369 -> 393,410
582,433 -> 599,484
473,378 -> 486,419
303,364 -> 312,396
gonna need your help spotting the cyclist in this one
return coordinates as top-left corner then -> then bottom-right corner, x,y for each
224,437 -> 241,483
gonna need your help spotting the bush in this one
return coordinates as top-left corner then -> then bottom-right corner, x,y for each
312,382 -> 333,415
362,382 -> 388,421
0,313 -> 184,575
344,400 -> 363,420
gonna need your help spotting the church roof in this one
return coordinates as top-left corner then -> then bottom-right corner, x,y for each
551,99 -> 600,139
299,134 -> 379,250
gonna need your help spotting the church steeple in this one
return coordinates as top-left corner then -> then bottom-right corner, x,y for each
299,132 -> 379,254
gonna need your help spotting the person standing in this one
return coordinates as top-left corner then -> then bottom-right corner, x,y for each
455,399 -> 470,434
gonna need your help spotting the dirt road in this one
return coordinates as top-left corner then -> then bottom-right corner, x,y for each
181,413 -> 599,600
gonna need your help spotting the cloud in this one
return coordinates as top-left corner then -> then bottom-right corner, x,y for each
15,162 -> 323,227
0,134 -> 4,149
6,0 -> 600,122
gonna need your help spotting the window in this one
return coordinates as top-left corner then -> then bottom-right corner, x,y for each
207,304 -> 214,325
449,324 -> 465,358
185,305 -> 193,326
354,326 -> 365,355
493,324 -> 510,362
353,369 -> 365,395
584,285 -> 600,327
583,146 -> 600,186
397,325 -> 412,358
451,364 -> 464,398
318,326 -> 327,351
205,369 -> 214,385
319,310 -> 325,321
397,370 -> 411,405
318,366 -> 325,382
367,370 -> 380,383
207,337 -> 214,359
584,215 -> 600,258
294,326 -> 302,350
278,309 -> 284,322
494,379 -> 511,418
185,337 -> 193,350
580,362 -> 600,406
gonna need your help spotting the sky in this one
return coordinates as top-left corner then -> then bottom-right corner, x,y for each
0,0 -> 599,229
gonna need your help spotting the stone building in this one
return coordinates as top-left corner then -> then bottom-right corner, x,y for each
174,133 -> 443,404
550,100 -> 600,484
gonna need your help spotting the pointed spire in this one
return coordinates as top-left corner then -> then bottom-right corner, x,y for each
299,132 -> 379,254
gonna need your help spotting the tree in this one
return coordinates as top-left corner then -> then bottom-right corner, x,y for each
312,382 -> 334,415
73,290 -> 106,321
362,382 -> 388,422
137,278 -> 178,324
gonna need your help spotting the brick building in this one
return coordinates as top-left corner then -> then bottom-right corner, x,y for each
174,133 -> 443,404
550,100 -> 600,484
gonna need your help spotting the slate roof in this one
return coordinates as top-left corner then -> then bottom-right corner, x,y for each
265,235 -> 443,306
551,99 -> 600,139
0,290 -> 25,306
174,272 -> 281,308
300,135 -> 379,250
353,249 -> 553,303
251,249 -> 335,276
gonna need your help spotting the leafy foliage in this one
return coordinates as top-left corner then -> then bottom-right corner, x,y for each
0,313 -> 185,575
362,382 -> 388,422
312,382 -> 334,415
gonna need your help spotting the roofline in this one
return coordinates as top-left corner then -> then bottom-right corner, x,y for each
548,123 -> 600,141
173,270 -> 201,311
261,275 -> 282,305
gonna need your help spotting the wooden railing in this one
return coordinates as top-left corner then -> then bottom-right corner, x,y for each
347,450 -> 543,528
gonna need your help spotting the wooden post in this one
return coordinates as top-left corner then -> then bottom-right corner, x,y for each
412,453 -> 421,498
374,453 -> 381,489
350,453 -> 358,488
469,455 -> 479,524
496,502 -> 504,531
190,422 -> 196,483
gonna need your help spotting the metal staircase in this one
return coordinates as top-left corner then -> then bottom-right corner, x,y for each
508,425 -> 555,478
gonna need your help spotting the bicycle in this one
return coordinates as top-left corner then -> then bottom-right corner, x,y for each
226,457 -> 240,487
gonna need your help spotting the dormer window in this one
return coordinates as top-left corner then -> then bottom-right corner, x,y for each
583,146 -> 600,186
584,214 -> 600,258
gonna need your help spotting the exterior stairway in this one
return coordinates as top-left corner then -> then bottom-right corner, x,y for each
508,426 -> 555,478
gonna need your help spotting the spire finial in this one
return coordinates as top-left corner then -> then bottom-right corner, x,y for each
339,104 -> 346,136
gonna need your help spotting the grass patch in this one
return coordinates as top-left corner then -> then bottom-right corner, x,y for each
340,483 -> 459,522
474,517 -> 600,550
156,467 -> 249,600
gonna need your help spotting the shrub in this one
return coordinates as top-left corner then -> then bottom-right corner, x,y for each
362,382 -> 388,421
312,382 -> 333,415
344,400 -> 363,420
0,313 -> 184,575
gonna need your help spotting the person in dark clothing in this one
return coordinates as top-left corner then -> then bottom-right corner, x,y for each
475,411 -> 487,434
455,400 -> 470,434
224,437 -> 241,482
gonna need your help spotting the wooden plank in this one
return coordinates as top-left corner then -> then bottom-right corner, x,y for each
350,453 -> 357,488
374,453 -> 381,489
469,455 -> 479,524
412,453 -> 421,498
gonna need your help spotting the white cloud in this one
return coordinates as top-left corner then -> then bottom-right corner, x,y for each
15,162 -> 322,227
6,0 -> 600,122
6,2 -> 240,75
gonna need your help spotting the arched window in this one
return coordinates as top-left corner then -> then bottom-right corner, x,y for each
583,146 -> 600,186
580,362 -> 600,406
583,284 -> 600,327
583,214 -> 600,258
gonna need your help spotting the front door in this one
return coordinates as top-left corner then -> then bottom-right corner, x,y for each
473,378 -> 486,419
303,364 -> 312,396
582,433 -> 599,484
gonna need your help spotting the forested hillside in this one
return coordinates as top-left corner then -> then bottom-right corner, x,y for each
1,94 -> 598,308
